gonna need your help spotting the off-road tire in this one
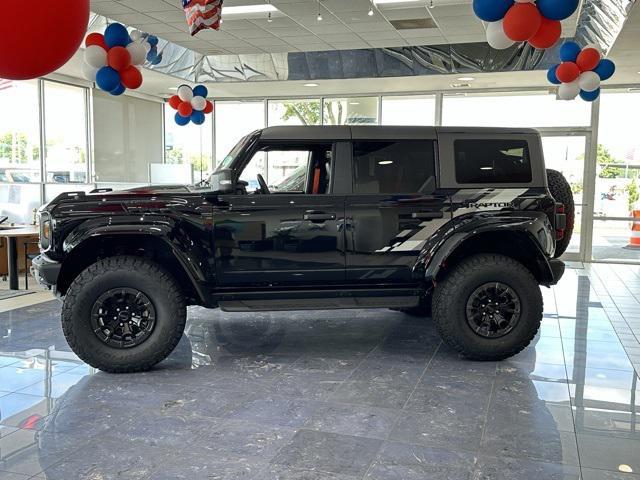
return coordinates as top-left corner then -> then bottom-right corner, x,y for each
61,256 -> 186,373
432,254 -> 543,361
546,169 -> 575,258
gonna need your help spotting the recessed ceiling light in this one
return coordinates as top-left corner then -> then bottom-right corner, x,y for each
349,102 -> 360,105
458,76 -> 475,81
223,4 -> 278,15
619,465 -> 633,473
304,83 -> 319,87
379,160 -> 393,165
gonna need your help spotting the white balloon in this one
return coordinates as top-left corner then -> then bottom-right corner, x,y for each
558,80 -> 580,101
81,62 -> 99,82
578,71 -> 601,92
142,41 -> 152,53
84,45 -> 107,69
178,85 -> 194,102
486,20 -> 515,50
127,42 -> 147,65
191,96 -> 207,111
130,30 -> 142,42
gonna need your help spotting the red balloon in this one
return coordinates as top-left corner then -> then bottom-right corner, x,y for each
107,46 -> 131,72
556,62 -> 580,83
528,18 -> 561,49
203,101 -> 214,114
86,33 -> 108,50
0,1 -> 89,80
120,65 -> 142,90
503,3 -> 542,42
576,48 -> 601,72
178,102 -> 193,117
169,95 -> 182,110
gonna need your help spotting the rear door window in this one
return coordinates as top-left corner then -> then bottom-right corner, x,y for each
353,140 -> 436,194
454,139 -> 532,184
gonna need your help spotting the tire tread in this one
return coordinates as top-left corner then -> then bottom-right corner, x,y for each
61,256 -> 186,373
433,254 -> 543,361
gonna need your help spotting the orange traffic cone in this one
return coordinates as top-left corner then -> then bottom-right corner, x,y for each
627,210 -> 640,249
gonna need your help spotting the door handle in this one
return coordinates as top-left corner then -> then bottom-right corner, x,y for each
412,211 -> 444,220
304,212 -> 336,222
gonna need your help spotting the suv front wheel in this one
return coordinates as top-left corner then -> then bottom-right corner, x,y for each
61,256 -> 186,373
432,254 -> 542,361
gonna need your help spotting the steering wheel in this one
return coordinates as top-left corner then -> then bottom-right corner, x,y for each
257,174 -> 270,195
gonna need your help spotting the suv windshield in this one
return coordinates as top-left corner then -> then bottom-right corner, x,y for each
197,133 -> 257,189
214,134 -> 254,173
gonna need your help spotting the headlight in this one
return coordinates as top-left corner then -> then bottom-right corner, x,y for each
39,212 -> 51,250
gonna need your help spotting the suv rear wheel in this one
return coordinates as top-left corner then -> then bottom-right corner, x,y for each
546,169 -> 575,258
432,254 -> 542,361
61,256 -> 186,373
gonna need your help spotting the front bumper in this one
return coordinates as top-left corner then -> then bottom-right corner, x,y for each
30,254 -> 61,289
547,258 -> 566,286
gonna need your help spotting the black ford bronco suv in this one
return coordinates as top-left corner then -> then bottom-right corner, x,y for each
32,126 -> 573,373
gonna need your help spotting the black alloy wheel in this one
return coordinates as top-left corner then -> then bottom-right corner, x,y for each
90,288 -> 156,348
465,282 -> 522,339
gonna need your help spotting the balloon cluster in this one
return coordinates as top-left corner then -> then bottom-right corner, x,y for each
82,23 -> 145,96
547,42 -> 616,102
131,31 -> 163,65
473,0 -> 579,50
168,85 -> 214,126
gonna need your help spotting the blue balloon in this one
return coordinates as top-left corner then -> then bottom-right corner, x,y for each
96,66 -> 121,93
191,111 -> 206,125
146,46 -> 157,63
537,0 -> 579,20
547,65 -> 561,85
193,85 -> 208,98
110,83 -> 126,96
472,0 -> 512,22
593,58 -> 616,81
559,41 -> 582,62
150,52 -> 163,66
147,35 -> 159,47
104,23 -> 130,48
175,113 -> 190,126
579,88 -> 600,102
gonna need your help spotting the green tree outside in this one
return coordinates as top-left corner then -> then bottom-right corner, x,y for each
282,101 -> 321,125
0,132 -> 39,163
594,144 -> 624,179
627,180 -> 639,212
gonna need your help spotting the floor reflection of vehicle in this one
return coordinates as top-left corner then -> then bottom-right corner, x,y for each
186,312 -> 286,360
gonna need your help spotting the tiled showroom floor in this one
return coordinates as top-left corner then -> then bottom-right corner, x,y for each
0,264 -> 639,479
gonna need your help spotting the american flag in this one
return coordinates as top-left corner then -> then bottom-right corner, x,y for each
0,79 -> 13,92
182,0 -> 223,36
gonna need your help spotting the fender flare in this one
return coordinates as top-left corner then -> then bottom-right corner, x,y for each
61,215 -> 211,303
415,213 -> 556,285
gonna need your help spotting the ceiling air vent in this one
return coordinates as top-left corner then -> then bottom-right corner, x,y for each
450,82 -> 471,88
390,18 -> 437,30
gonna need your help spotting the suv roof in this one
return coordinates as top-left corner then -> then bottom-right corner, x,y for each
259,125 -> 540,142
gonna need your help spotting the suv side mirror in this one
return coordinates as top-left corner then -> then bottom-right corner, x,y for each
209,169 -> 234,194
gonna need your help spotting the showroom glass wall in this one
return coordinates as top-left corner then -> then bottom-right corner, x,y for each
211,90 -> 638,264
0,78 -> 638,264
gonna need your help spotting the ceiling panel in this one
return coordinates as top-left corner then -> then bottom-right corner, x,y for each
90,0 -> 583,55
